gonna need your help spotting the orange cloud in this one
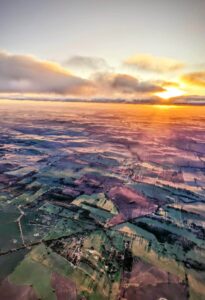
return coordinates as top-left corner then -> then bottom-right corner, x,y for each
181,71 -> 205,88
124,54 -> 185,73
0,51 -> 94,95
0,51 -> 168,99
93,73 -> 164,96
153,80 -> 180,89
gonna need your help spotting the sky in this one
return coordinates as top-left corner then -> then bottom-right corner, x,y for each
0,0 -> 205,103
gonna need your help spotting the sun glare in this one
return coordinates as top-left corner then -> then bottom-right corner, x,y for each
155,104 -> 178,110
156,87 -> 185,99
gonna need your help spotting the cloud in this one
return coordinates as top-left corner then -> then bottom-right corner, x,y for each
0,51 -> 165,99
65,55 -> 109,71
171,95 -> 205,105
154,80 -> 180,88
93,73 -> 164,95
124,54 -> 185,73
181,71 -> 205,88
0,51 -> 94,95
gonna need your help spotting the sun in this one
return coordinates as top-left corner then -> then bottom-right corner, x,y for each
156,87 -> 185,99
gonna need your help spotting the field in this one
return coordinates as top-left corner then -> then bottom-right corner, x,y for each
0,100 -> 205,300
